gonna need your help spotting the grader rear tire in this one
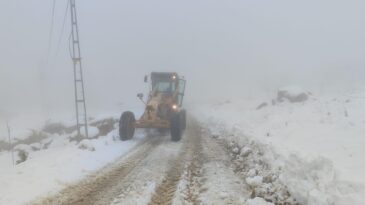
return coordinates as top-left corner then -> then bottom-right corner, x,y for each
119,111 -> 136,141
170,112 -> 182,142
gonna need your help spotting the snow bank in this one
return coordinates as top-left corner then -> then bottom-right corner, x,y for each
0,124 -> 145,205
78,139 -> 96,151
191,88 -> 365,205
281,155 -> 336,205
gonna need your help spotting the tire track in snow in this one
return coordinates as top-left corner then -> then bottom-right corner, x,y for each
199,129 -> 250,204
174,126 -> 250,205
148,121 -> 203,205
173,123 -> 205,205
31,119 -> 289,205
32,135 -> 165,205
110,135 -> 183,205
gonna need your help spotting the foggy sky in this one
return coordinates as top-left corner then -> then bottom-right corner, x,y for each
1,0 -> 365,120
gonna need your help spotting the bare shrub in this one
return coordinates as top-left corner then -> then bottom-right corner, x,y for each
42,122 -> 77,134
16,150 -> 28,164
90,118 -> 118,137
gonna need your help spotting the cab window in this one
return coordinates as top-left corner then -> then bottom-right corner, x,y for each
155,81 -> 175,93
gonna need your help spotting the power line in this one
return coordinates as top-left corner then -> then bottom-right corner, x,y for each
46,0 -> 57,66
53,0 -> 70,64
41,0 -> 57,117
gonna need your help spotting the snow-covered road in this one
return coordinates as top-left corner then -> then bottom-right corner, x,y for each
31,119 -> 289,205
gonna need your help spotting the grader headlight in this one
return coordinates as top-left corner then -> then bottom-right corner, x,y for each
172,104 -> 178,110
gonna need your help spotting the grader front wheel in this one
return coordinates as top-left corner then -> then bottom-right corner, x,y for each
119,111 -> 136,141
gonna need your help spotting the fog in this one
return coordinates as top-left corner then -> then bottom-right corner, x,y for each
1,0 -> 365,120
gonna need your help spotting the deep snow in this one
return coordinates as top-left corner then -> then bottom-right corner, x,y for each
0,126 -> 145,205
191,87 -> 365,205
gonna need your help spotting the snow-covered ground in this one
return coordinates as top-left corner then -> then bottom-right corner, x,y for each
2,86 -> 365,205
191,87 -> 365,205
0,119 -> 145,205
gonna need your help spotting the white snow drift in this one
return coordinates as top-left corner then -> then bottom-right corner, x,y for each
0,124 -> 145,205
192,86 -> 365,205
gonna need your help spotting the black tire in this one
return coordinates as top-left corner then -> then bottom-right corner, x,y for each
181,109 -> 187,130
119,111 -> 136,141
170,112 -> 182,142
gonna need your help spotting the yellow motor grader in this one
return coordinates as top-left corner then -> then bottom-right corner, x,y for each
119,72 -> 186,141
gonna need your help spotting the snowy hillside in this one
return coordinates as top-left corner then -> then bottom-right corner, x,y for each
191,87 -> 365,205
0,117 -> 145,205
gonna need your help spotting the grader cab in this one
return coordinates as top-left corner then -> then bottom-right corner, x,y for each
119,72 -> 186,141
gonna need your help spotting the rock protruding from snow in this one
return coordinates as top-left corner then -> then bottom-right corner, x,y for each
277,86 -> 309,103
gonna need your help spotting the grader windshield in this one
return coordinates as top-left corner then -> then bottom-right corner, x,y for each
151,72 -> 185,106
151,72 -> 177,93
155,81 -> 175,93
